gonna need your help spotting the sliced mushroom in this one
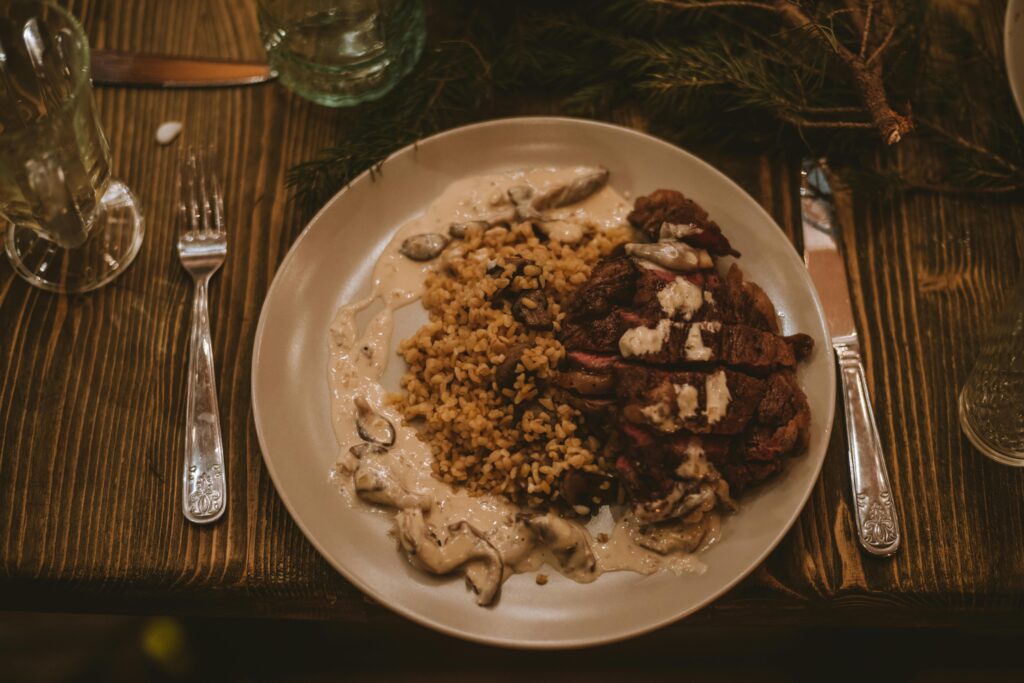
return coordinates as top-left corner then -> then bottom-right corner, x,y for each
399,233 -> 449,261
522,513 -> 597,577
353,462 -> 432,510
658,221 -> 703,241
532,167 -> 609,211
625,242 -> 713,272
354,397 -> 395,446
350,442 -> 388,459
494,343 -> 528,389
395,509 -> 504,606
632,480 -> 718,525
508,185 -> 540,221
339,442 -> 388,473
634,521 -> 708,555
552,369 -> 616,396
547,386 -> 615,415
511,290 -> 553,330
448,220 -> 490,239
533,219 -> 585,245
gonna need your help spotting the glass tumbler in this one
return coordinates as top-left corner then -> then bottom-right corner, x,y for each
959,276 -> 1024,465
258,0 -> 425,107
0,1 -> 143,294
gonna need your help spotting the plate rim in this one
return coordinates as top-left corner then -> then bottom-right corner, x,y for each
1006,0 -> 1024,122
251,115 -> 836,649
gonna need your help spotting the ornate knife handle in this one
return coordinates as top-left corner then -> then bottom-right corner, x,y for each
182,278 -> 227,524
834,340 -> 900,556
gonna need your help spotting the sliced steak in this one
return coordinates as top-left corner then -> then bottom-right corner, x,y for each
563,313 -> 806,374
556,189 -> 814,507
547,386 -> 616,417
617,372 -> 809,497
564,256 -> 640,322
615,428 -> 733,518
627,189 -> 740,257
565,350 -> 622,372
721,263 -> 778,333
615,366 -> 766,435
552,369 -> 616,395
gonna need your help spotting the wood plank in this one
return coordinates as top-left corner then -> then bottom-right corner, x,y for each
2,0 -> 1024,627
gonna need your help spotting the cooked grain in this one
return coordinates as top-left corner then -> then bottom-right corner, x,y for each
393,221 -> 630,507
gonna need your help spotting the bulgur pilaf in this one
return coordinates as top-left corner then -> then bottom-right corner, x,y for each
393,221 -> 631,507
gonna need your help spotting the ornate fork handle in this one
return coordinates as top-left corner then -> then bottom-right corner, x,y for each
835,340 -> 900,556
183,275 -> 226,524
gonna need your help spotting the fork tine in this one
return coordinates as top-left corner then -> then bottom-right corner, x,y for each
180,147 -> 201,237
209,147 -> 225,235
175,149 -> 186,234
197,146 -> 213,236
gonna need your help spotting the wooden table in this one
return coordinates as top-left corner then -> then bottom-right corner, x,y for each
2,0 -> 1023,642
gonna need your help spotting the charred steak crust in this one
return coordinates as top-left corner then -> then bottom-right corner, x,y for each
562,315 -> 804,374
615,367 -> 766,435
627,189 -> 741,257
557,189 -> 814,508
564,256 -> 640,322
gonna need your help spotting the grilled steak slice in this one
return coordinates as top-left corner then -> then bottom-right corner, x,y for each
721,263 -> 778,333
566,259 -> 778,330
616,372 -> 810,497
564,256 -> 641,322
547,386 -> 616,416
563,314 -> 808,374
748,371 -> 811,458
627,189 -> 740,257
566,350 -> 621,372
615,425 -> 733,521
552,369 -> 616,395
615,366 -> 765,435
559,189 -> 814,508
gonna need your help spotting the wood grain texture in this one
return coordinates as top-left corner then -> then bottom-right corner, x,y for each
2,0 -> 1024,635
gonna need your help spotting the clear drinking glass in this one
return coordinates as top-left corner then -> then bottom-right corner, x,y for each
959,277 -> 1024,465
0,1 -> 143,294
258,0 -> 425,107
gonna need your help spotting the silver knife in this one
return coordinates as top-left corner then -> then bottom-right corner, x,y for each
801,158 -> 901,557
91,50 -> 274,88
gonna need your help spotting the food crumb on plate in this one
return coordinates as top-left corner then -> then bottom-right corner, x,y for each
536,573 -> 549,585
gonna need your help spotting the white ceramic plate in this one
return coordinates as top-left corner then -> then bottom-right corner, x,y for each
1006,0 -> 1024,121
252,117 -> 835,649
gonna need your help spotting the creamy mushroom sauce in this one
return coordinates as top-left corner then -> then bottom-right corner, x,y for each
328,167 -> 718,605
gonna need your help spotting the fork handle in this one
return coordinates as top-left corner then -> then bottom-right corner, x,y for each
835,340 -> 899,556
182,276 -> 226,524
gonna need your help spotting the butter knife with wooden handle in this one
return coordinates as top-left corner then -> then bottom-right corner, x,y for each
801,158 -> 901,557
91,50 -> 274,88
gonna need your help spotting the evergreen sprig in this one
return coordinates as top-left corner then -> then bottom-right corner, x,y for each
287,0 -> 1024,215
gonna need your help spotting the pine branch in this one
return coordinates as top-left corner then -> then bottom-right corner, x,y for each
284,0 -> 1024,208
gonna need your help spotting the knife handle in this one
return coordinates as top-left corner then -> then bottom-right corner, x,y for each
834,340 -> 901,556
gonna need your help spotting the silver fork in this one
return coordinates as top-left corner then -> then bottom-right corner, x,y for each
177,146 -> 227,525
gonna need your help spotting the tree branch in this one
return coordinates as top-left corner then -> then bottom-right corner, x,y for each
772,0 -> 913,144
917,116 -> 1023,174
655,0 -> 914,144
866,23 -> 897,65
859,0 -> 875,58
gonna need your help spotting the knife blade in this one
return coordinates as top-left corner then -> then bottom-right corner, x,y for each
801,158 -> 901,558
91,50 -> 274,88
